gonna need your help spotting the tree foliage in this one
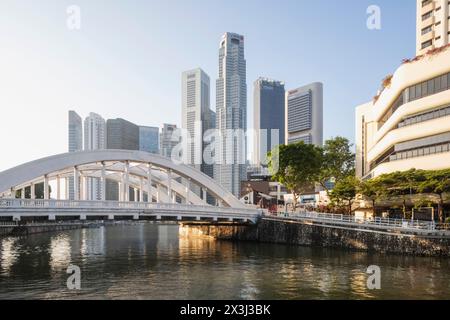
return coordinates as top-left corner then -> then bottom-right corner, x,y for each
330,175 -> 359,214
319,136 -> 355,193
268,142 -> 323,208
359,169 -> 450,222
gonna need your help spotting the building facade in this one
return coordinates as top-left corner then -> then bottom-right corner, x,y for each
106,118 -> 139,150
253,78 -> 285,165
416,0 -> 450,56
68,111 -> 83,200
356,47 -> 450,179
160,123 -> 178,158
139,126 -> 159,154
214,32 -> 247,197
285,82 -> 323,146
84,113 -> 106,200
181,68 -> 214,176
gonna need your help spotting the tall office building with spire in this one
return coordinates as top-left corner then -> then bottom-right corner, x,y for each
84,112 -> 106,200
214,32 -> 247,197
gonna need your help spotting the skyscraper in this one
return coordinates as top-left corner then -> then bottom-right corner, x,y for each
84,112 -> 106,200
68,111 -> 83,200
253,78 -> 285,165
106,118 -> 139,150
214,32 -> 247,197
285,82 -> 323,146
68,111 -> 83,152
139,126 -> 160,154
181,68 -> 215,177
160,124 -> 178,158
416,0 -> 449,56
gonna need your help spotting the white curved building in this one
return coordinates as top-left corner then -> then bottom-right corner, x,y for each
356,47 -> 450,179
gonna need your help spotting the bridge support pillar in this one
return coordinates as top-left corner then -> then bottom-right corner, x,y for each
101,162 -> 106,201
80,214 -> 87,221
196,216 -> 201,221
167,170 -> 173,203
147,163 -> 152,203
124,161 -> 130,202
108,214 -> 114,220
156,215 -> 161,220
213,217 -> 218,222
56,176 -> 61,200
13,214 -> 21,222
133,214 -> 139,220
44,175 -> 49,200
139,177 -> 144,202
48,214 -> 56,221
177,215 -> 182,221
185,178 -> 190,204
156,186 -> 160,203
73,167 -> 79,201
31,183 -> 35,200
202,188 -> 207,204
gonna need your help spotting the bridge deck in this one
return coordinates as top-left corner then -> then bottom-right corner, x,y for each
0,199 -> 262,224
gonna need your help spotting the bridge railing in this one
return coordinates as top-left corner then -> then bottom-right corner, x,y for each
269,211 -> 437,231
0,198 -> 261,217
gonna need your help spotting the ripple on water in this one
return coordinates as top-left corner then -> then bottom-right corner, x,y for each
1,224 -> 450,300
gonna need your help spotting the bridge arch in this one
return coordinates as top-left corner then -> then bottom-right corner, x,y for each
0,150 -> 244,208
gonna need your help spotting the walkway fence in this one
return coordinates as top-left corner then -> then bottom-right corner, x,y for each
266,211 -> 450,233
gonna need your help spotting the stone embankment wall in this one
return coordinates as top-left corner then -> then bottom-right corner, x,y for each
0,223 -> 100,237
180,219 -> 450,257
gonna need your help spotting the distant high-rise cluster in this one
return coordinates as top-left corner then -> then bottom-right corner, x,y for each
67,111 -> 162,200
68,32 -> 326,201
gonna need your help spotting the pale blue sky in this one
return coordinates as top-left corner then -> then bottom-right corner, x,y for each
0,0 -> 416,171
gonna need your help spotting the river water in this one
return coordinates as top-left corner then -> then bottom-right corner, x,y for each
0,223 -> 449,300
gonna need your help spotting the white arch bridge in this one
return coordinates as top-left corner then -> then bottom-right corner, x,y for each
0,150 -> 261,223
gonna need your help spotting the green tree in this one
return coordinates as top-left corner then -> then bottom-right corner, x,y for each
418,169 -> 450,223
329,175 -> 359,214
358,178 -> 386,214
319,137 -> 355,194
268,142 -> 323,210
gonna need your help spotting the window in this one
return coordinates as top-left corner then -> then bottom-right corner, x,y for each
422,40 -> 433,49
421,82 -> 428,96
416,83 -> 422,98
409,86 -> 416,100
422,0 -> 432,7
441,74 -> 448,89
435,76 -> 442,91
422,11 -> 433,21
381,72 -> 450,130
422,25 -> 433,35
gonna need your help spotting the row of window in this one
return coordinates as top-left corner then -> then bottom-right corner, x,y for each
398,104 -> 450,128
378,71 -> 450,129
370,131 -> 450,171
389,141 -> 450,162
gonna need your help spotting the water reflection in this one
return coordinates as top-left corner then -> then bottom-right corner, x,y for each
0,223 -> 449,300
1,238 -> 20,275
